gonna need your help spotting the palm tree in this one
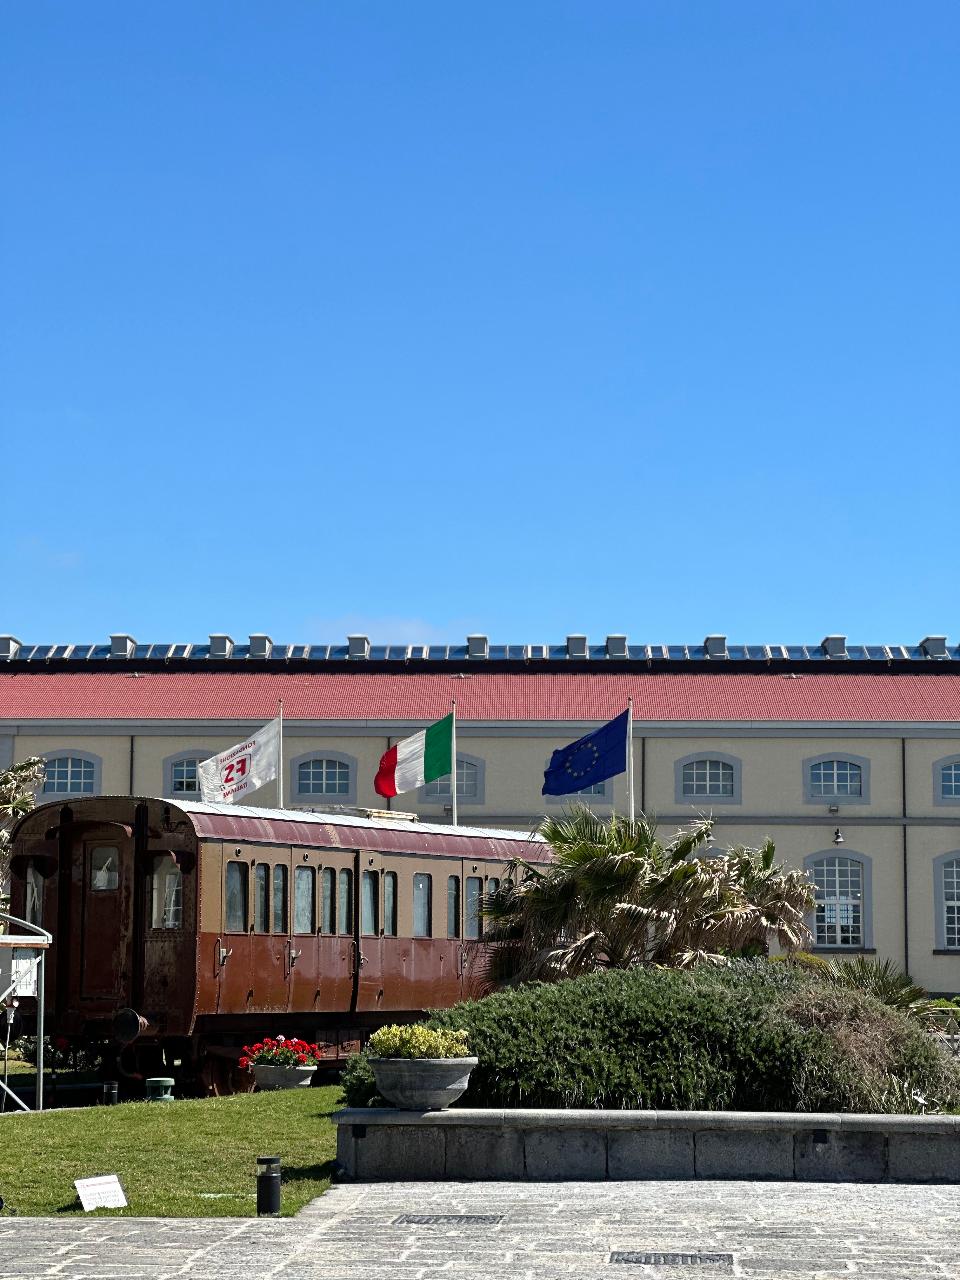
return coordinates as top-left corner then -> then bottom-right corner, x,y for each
482,805 -> 814,984
0,757 -> 45,891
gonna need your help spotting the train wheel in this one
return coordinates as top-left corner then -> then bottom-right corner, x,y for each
199,1053 -> 256,1097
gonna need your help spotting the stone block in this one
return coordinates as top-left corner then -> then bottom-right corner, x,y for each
523,1127 -> 607,1180
795,1129 -> 887,1182
353,1124 -> 446,1180
694,1127 -> 794,1179
608,1127 -> 695,1179
444,1125 -> 526,1179
887,1133 -> 960,1183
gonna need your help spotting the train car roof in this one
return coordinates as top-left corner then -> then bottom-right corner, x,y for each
11,795 -> 549,862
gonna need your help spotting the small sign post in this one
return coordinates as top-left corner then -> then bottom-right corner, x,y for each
74,1175 -> 128,1212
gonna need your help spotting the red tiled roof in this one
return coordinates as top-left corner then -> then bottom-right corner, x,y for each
2,670 -> 960,723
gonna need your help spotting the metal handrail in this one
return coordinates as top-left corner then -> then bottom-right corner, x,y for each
0,911 -> 52,1112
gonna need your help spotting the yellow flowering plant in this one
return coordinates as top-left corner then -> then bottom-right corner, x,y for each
367,1024 -> 470,1060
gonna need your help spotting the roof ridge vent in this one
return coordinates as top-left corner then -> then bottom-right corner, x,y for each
110,634 -> 135,659
822,634 -> 847,658
209,634 -> 234,659
920,635 -> 948,658
467,634 -> 489,659
606,634 -> 628,658
249,634 -> 272,659
566,634 -> 588,659
0,636 -> 21,661
704,634 -> 727,658
348,634 -> 370,660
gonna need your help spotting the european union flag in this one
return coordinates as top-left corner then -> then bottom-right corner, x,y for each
542,709 -> 629,796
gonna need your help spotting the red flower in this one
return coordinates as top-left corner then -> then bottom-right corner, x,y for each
239,1057 -> 250,1069
296,1052 -> 308,1064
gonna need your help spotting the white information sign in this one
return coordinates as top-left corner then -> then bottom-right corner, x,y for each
75,1175 -> 128,1211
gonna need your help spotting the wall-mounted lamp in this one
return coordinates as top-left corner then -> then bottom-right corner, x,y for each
833,828 -> 844,846
828,805 -> 839,815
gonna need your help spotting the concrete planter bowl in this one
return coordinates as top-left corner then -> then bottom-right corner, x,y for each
371,1057 -> 478,1110
252,1063 -> 317,1091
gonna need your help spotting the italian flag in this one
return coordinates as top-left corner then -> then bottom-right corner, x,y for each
375,713 -> 454,798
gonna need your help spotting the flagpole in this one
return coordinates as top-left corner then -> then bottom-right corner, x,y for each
277,698 -> 284,809
627,698 -> 635,824
450,700 -> 458,828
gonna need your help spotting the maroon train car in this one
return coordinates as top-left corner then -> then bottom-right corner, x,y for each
7,795 -> 547,1092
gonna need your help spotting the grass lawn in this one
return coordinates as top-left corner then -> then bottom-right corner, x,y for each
0,1084 -> 341,1217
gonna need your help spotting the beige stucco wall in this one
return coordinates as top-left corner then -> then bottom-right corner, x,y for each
8,726 -> 960,993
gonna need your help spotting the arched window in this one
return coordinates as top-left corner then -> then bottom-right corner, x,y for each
806,853 -> 872,949
42,752 -> 100,796
810,760 -> 861,798
674,753 -> 741,805
291,751 -> 357,806
933,756 -> 960,805
934,853 -> 960,950
163,751 -> 209,800
803,754 -> 870,804
423,756 -> 483,801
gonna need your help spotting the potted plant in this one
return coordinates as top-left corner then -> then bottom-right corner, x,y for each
367,1024 -> 477,1110
239,1036 -> 322,1090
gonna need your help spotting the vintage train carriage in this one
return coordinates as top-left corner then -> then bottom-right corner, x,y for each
7,795 -> 546,1091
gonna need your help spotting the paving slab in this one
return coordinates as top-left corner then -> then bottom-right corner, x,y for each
0,1181 -> 958,1279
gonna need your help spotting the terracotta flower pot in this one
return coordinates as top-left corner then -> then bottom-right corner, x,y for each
370,1056 -> 478,1110
252,1063 -> 317,1091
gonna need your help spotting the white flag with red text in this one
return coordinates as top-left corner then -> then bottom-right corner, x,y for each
197,717 -> 280,804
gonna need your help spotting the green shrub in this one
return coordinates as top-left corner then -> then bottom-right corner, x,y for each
367,1024 -> 469,1059
341,963 -> 960,1113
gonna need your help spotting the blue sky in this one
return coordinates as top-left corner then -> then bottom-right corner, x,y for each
2,2 -> 958,648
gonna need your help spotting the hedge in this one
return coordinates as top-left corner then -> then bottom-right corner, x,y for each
341,961 -> 960,1114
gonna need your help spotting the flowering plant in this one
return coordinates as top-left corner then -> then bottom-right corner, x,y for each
239,1036 -> 323,1069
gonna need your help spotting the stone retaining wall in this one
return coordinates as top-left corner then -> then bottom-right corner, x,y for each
334,1108 -> 960,1183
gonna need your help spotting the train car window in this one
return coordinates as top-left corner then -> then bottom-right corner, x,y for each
294,866 -> 316,934
226,862 -> 249,932
151,856 -> 183,929
361,870 -> 378,936
254,864 -> 270,932
383,872 -> 398,937
320,868 -> 336,934
338,868 -> 354,935
447,876 -> 461,939
25,861 -> 43,927
488,877 -> 501,895
90,847 -> 119,892
465,876 -> 483,940
272,864 -> 289,934
413,873 -> 432,938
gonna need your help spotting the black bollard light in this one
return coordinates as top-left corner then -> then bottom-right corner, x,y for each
256,1156 -> 281,1217
102,1081 -> 119,1106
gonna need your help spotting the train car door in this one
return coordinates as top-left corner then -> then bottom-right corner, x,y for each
402,855 -> 461,1009
80,838 -> 132,999
250,847 -> 292,1013
356,850 -> 384,1011
316,848 -> 356,1014
289,848 -> 321,1015
217,845 -> 254,1014
461,859 -> 504,999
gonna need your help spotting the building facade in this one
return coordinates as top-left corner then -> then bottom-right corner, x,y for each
1,630 -> 959,994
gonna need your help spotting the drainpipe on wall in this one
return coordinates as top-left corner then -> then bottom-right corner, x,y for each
639,738 -> 646,815
902,737 -> 909,976
129,735 -> 136,796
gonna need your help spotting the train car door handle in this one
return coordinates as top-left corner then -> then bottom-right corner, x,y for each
216,940 -> 232,967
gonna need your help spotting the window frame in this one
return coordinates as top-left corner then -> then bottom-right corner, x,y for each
162,750 -> 211,801
383,871 -> 398,937
41,750 -> 102,799
225,861 -> 249,933
933,851 -> 960,951
933,755 -> 960,807
293,865 -> 316,935
418,753 -> 486,806
802,753 -> 870,805
803,850 -> 874,950
290,750 -> 358,807
150,853 -> 184,930
413,872 -> 433,938
673,751 -> 742,806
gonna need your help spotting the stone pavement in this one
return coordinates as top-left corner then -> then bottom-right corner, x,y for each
1,1180 -> 959,1279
